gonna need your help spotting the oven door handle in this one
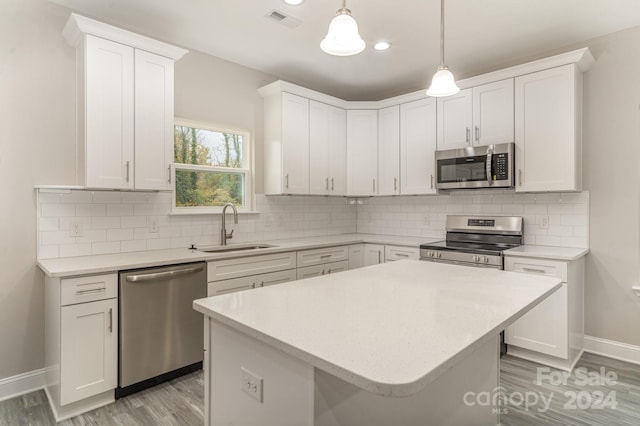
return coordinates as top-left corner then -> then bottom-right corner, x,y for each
125,265 -> 204,282
486,146 -> 494,184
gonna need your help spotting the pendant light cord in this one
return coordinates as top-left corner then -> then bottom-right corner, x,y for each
440,0 -> 445,66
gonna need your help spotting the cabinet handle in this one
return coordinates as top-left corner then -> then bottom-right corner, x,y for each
108,308 -> 113,333
251,282 -> 256,289
75,287 -> 106,295
327,269 -> 332,274
260,281 -> 264,287
475,126 -> 480,143
518,169 -> 522,186
522,267 -> 547,274
125,160 -> 130,182
168,165 -> 172,183
396,253 -> 409,258
331,177 -> 334,191
430,174 -> 434,189
285,173 -> 289,190
394,177 -> 397,192
466,127 -> 470,144
325,177 -> 329,191
378,250 -> 381,264
320,254 -> 332,259
321,269 -> 325,275
373,178 -> 376,193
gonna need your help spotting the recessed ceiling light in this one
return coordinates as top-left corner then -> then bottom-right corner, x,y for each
374,41 -> 391,51
283,0 -> 304,5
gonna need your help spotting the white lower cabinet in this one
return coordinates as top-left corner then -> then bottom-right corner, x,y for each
348,244 -> 365,270
384,245 -> 420,262
504,255 -> 585,371
297,261 -> 349,280
208,269 -> 297,296
45,273 -> 118,421
364,244 -> 385,266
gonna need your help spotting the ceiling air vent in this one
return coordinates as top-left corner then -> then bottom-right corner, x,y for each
265,9 -> 303,29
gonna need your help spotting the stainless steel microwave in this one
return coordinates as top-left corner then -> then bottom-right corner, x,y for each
435,142 -> 515,190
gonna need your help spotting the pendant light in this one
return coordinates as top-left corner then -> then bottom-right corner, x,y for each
320,0 -> 366,56
426,0 -> 460,97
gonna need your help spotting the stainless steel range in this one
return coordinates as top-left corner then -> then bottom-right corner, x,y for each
420,215 -> 523,269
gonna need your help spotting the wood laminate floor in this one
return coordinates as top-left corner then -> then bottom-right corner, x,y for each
1,353 -> 639,425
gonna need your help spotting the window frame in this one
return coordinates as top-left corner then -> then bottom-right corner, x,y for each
171,118 -> 254,214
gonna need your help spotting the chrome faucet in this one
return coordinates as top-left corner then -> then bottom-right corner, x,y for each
220,202 -> 238,246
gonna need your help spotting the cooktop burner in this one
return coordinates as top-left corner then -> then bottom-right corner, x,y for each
419,240 -> 521,256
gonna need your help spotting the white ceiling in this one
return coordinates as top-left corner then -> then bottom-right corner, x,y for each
50,0 -> 640,100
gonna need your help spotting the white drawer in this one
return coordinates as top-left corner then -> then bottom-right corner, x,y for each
297,260 -> 349,281
504,257 -> 568,281
384,245 -> 419,262
61,273 -> 118,306
296,246 -> 349,267
208,252 -> 297,282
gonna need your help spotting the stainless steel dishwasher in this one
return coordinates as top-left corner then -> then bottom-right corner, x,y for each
116,262 -> 206,398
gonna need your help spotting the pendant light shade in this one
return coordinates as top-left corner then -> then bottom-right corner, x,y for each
320,2 -> 366,56
426,0 -> 460,97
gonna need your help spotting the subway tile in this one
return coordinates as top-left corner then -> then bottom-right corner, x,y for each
39,217 -> 59,232
59,217 -> 91,231
38,245 -> 59,259
122,192 -> 151,204
107,228 -> 134,241
61,190 -> 93,204
107,204 -> 134,217
37,192 -> 61,204
93,191 -> 123,204
41,204 -> 75,217
91,241 -> 121,255
76,204 -> 106,217
92,216 -> 121,230
560,236 -> 589,248
147,238 -> 172,250
560,215 -> 588,226
535,235 -> 562,246
59,243 -> 92,258
121,216 -> 147,228
121,240 -> 147,253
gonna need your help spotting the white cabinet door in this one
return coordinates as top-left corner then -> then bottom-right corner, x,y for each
258,269 -> 298,288
505,283 -> 568,358
309,102 -> 346,195
309,101 -> 330,195
384,245 -> 420,261
60,298 -> 117,405
347,110 -> 378,196
363,244 -> 385,266
515,64 -> 579,192
400,98 -> 437,195
328,106 -> 347,195
282,92 -> 310,194
472,79 -> 514,146
436,89 -> 473,150
377,106 -> 400,195
134,49 -> 174,190
348,244 -> 364,270
85,35 -> 134,190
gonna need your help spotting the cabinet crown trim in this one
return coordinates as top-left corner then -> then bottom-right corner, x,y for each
63,13 -> 188,60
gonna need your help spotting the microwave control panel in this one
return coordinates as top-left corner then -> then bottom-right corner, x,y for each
492,154 -> 509,181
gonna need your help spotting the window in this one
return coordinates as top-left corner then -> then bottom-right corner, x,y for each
172,119 -> 253,213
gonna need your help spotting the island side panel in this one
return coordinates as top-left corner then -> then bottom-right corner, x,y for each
207,319 -> 314,426
314,335 -> 500,426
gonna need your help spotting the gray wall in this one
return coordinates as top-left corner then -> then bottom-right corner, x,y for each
1,0 -> 639,381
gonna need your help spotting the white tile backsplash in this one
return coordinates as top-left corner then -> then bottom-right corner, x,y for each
36,189 -> 589,259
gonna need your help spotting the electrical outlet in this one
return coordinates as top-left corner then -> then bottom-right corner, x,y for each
69,220 -> 83,238
149,218 -> 159,233
539,215 -> 549,229
241,367 -> 263,403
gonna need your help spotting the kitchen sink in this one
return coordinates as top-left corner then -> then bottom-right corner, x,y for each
196,243 -> 277,253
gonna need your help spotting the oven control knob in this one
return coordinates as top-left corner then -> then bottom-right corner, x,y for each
484,256 -> 489,263
437,252 -> 442,258
430,251 -> 435,258
472,255 -> 478,262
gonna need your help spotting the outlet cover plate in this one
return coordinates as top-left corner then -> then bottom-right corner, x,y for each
241,367 -> 263,403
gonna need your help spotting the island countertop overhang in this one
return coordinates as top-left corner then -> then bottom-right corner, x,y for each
193,260 -> 562,397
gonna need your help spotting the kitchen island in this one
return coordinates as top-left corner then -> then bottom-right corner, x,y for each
193,260 -> 562,426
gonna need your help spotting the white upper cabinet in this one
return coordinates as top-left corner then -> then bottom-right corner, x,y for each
309,101 -> 346,195
400,98 -> 437,195
472,79 -> 514,146
377,106 -> 400,196
281,93 -> 310,194
134,50 -> 175,190
262,92 -> 310,194
63,14 -> 187,191
515,64 -> 581,192
84,35 -> 135,190
437,79 -> 513,150
347,110 -> 378,196
436,89 -> 473,150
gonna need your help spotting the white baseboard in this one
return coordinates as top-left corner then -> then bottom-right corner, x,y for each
584,335 -> 640,365
0,368 -> 45,402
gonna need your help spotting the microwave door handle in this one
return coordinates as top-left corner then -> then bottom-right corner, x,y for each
486,147 -> 493,184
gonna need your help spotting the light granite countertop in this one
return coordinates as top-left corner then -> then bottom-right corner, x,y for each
37,233 -> 437,277
504,245 -> 589,261
193,260 -> 562,397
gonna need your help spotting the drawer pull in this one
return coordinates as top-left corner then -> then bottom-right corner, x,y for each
76,287 -> 106,295
108,308 -> 113,333
396,253 -> 409,257
522,267 -> 547,274
320,254 -> 332,259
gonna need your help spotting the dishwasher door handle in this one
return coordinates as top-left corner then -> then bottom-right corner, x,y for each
126,265 -> 205,282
